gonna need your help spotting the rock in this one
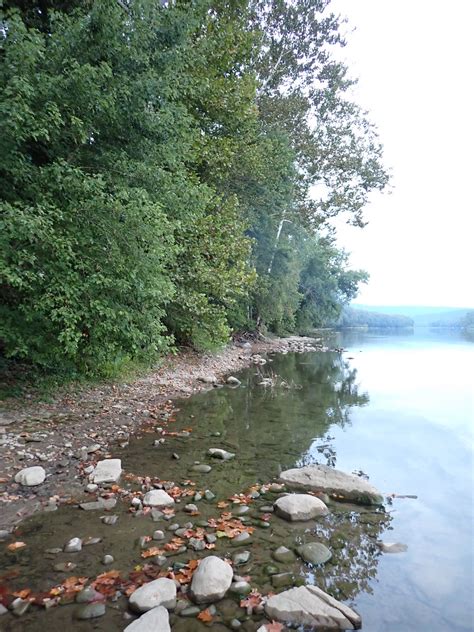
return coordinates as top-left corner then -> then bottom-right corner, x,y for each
101,515 -> 118,525
191,464 -> 212,473
124,606 -> 170,632
151,509 -> 164,521
102,554 -> 114,565
232,532 -> 252,545
204,489 -> 215,500
0,530 -> 11,541
184,504 -> 198,513
131,497 -> 142,509
143,490 -> 175,508
190,556 -> 233,604
272,546 -> 296,564
0,604 -> 7,615
205,533 -> 217,545
230,618 -> 242,628
198,375 -> 217,384
234,505 -> 250,515
208,448 -> 235,460
129,578 -> 177,613
64,537 -> 82,553
271,573 -> 295,588
279,464 -> 383,505
76,587 -> 104,604
265,585 -> 362,630
11,597 -> 30,616
75,603 -> 106,620
297,542 -> 332,565
380,542 -> 408,554
274,494 -> 329,521
83,537 -> 102,546
80,497 -> 116,511
54,562 -> 77,572
167,523 -> 180,532
229,581 -> 252,595
226,376 -> 241,386
14,466 -> 46,486
85,483 -> 98,493
153,530 -> 165,541
188,538 -> 206,552
180,606 -> 201,617
92,459 -> 122,484
233,550 -> 250,566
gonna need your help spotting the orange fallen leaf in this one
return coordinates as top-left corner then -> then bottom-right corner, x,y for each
197,607 -> 213,622
12,588 -> 31,599
141,547 -> 164,559
7,541 -> 27,551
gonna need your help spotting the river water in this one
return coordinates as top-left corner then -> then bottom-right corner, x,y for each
1,329 -> 473,630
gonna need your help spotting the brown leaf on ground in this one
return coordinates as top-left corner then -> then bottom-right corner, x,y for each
197,607 -> 213,622
141,547 -> 164,559
7,541 -> 27,551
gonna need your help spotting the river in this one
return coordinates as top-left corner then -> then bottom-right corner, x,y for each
1,329 -> 472,630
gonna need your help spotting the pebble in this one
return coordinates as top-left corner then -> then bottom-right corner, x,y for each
232,532 -> 252,545
167,523 -> 180,532
45,547 -> 62,554
193,492 -> 203,502
205,533 -> 217,544
14,466 -> 46,486
272,546 -> 296,564
229,581 -> 252,595
271,572 -> 295,588
0,530 -> 11,541
232,550 -> 251,565
234,505 -> 250,515
204,489 -> 215,501
184,504 -> 198,513
76,587 -> 104,604
83,537 -> 102,546
102,555 -> 114,565
230,618 -> 242,629
75,602 -> 106,620
191,464 -> 212,473
131,497 -> 142,508
151,509 -> 164,521
64,537 -> 82,553
153,530 -> 165,540
11,597 -> 30,617
188,538 -> 206,552
101,515 -> 118,525
0,604 -> 7,615
85,483 -> 98,493
180,606 -> 201,617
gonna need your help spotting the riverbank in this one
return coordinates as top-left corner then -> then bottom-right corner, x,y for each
0,336 -> 323,531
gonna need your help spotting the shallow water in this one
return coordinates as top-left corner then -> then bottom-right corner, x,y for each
1,329 -> 472,630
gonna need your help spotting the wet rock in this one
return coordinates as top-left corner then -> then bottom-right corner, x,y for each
80,497 -> 116,511
230,618 -> 242,628
265,585 -> 361,629
0,530 -> 11,541
131,497 -> 142,509
129,578 -> 177,612
274,494 -> 329,521
229,581 -> 252,595
226,376 -> 241,386
76,587 -> 104,604
234,505 -> 250,515
85,483 -> 98,493
11,597 -> 30,616
143,490 -> 175,508
14,466 -> 46,486
206,533 -> 217,544
101,515 -> 118,525
151,555 -> 168,567
180,606 -> 201,617
208,448 -> 235,460
151,509 -> 164,521
190,556 -> 233,603
233,550 -> 250,566
45,547 -> 62,554
54,562 -> 77,572
83,537 -> 102,546
279,464 -> 383,505
0,604 -> 7,615
271,573 -> 295,589
124,606 -> 170,632
272,546 -> 296,564
172,453 -> 180,460
204,489 -> 216,500
191,464 -> 212,473
64,537 -> 82,552
188,538 -> 206,552
153,530 -> 165,541
75,602 -> 106,620
380,542 -> 408,554
167,523 -> 180,532
232,532 -> 252,545
92,459 -> 122,484
297,542 -> 332,565
184,504 -> 198,513
102,554 -> 114,565
194,492 -> 203,501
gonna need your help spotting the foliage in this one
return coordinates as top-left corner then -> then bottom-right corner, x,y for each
338,308 -> 414,329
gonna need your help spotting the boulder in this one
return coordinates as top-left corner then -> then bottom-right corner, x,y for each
14,466 -> 46,486
92,459 -> 122,484
265,585 -> 361,630
297,542 -> 332,565
124,606 -> 170,632
129,578 -> 177,613
190,556 -> 233,603
142,490 -> 175,508
274,494 -> 329,521
279,465 -> 383,505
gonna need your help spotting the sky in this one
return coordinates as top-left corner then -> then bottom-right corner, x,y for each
327,0 -> 474,308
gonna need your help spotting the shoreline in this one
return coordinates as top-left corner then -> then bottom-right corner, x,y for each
0,336 -> 323,530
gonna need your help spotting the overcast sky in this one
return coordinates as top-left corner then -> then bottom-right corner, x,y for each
328,0 -> 473,308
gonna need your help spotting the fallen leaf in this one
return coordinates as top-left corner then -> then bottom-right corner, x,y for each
197,607 -> 213,622
141,547 -> 164,559
7,541 -> 27,551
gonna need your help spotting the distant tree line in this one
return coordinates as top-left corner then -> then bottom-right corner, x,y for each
338,307 -> 414,329
0,0 -> 388,376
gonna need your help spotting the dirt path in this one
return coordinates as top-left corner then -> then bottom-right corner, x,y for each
0,336 -> 322,530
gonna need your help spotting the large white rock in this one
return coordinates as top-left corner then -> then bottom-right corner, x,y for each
265,585 -> 362,630
129,578 -> 177,613
14,466 -> 46,486
274,494 -> 329,521
279,465 -> 383,505
92,459 -> 122,484
142,490 -> 175,508
190,556 -> 233,604
124,606 -> 170,632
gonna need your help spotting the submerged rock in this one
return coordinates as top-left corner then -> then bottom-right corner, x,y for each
92,459 -> 122,484
265,585 -> 362,629
297,542 -> 332,565
208,448 -> 235,460
279,465 -> 383,505
64,537 -> 82,553
124,606 -> 170,632
274,494 -> 329,521
190,556 -> 233,603
272,546 -> 296,564
191,464 -> 212,473
129,578 -> 177,613
75,603 -> 106,620
14,466 -> 46,486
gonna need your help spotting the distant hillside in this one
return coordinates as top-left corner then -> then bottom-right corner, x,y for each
338,307 -> 414,329
353,304 -> 474,328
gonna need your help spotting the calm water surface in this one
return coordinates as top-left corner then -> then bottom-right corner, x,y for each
1,329 -> 472,631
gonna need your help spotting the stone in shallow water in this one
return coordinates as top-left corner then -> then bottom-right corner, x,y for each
272,546 -> 296,564
75,602 -> 106,620
129,578 -> 177,613
76,587 -> 104,604
233,550 -> 250,566
297,542 -> 332,565
92,459 -> 122,484
124,606 -> 170,632
64,537 -> 82,553
208,448 -> 235,460
142,490 -> 175,508
190,556 -> 233,604
265,585 -> 361,630
271,572 -> 295,589
191,464 -> 212,474
274,494 -> 329,521
279,464 -> 383,505
14,466 -> 46,486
